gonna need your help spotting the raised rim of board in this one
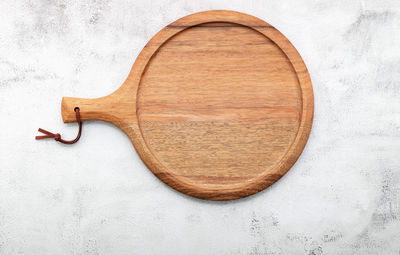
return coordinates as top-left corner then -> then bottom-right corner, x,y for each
124,10 -> 313,200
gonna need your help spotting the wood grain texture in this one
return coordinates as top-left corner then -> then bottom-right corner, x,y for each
61,10 -> 314,200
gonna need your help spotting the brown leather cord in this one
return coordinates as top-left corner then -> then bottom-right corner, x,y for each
36,107 -> 82,144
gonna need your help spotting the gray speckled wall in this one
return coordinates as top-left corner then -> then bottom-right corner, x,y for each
0,0 -> 399,254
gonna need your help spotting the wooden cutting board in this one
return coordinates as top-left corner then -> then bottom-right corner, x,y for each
61,10 -> 313,200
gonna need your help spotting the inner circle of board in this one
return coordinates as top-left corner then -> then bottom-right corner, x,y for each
131,11 -> 313,200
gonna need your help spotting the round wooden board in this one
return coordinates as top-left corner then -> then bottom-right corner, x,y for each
61,10 -> 314,200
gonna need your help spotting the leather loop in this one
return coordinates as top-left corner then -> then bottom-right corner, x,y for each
36,108 -> 82,144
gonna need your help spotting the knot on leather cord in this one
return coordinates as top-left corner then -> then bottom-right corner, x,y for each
35,107 -> 82,144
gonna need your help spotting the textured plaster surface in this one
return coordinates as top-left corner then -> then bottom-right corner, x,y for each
1,0 -> 400,254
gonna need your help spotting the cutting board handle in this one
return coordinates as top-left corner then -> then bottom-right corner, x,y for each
61,86 -> 135,124
62,96 -> 108,123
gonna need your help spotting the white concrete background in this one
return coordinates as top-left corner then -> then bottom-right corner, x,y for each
0,0 -> 399,254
